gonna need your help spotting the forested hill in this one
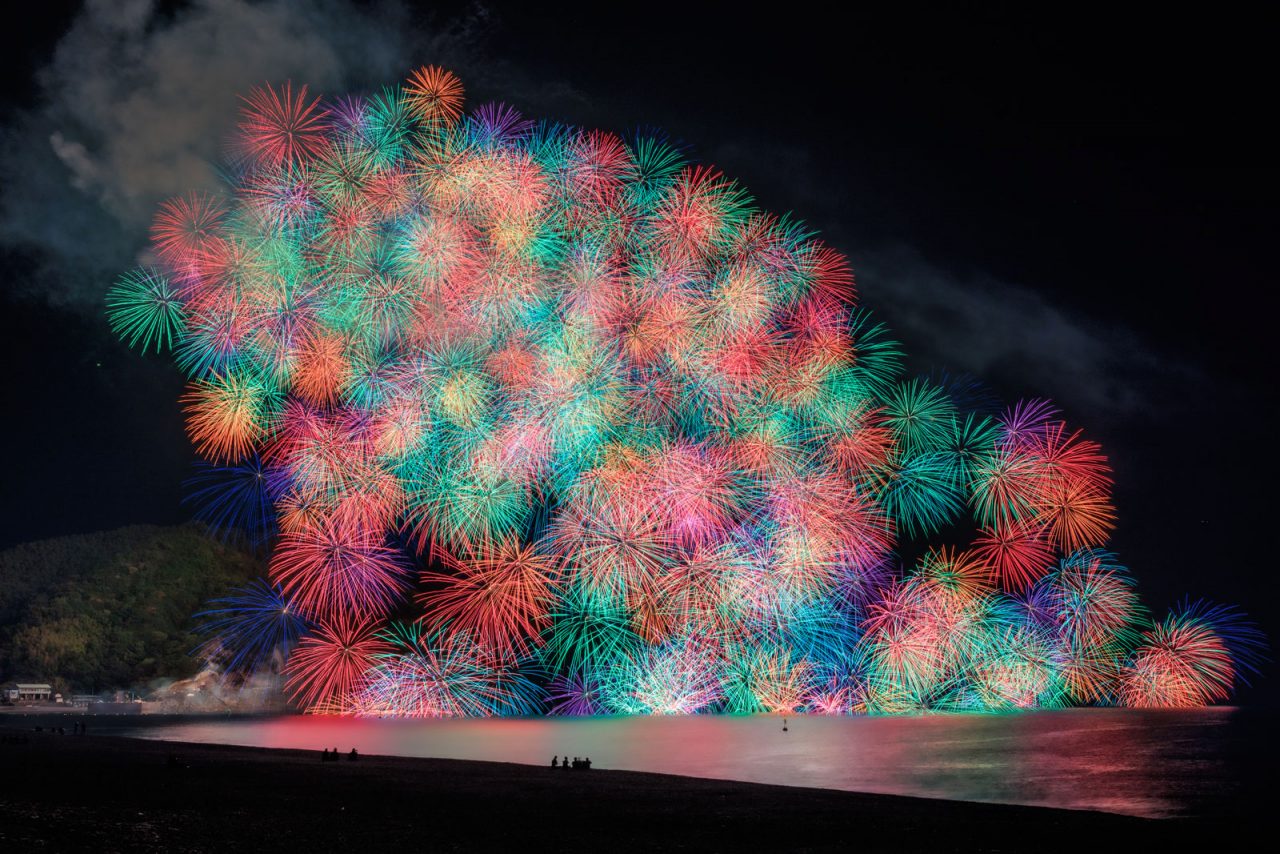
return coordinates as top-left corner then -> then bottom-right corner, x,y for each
0,525 -> 264,693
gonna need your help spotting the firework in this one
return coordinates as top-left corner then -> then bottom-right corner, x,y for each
271,517 -> 411,619
970,519 -> 1054,592
195,578 -> 308,674
239,82 -> 330,169
420,540 -> 562,659
284,613 -> 390,711
184,454 -> 284,546
351,621 -> 544,716
106,268 -> 187,354
602,636 -> 723,714
1119,601 -> 1267,707
111,65 -> 1263,716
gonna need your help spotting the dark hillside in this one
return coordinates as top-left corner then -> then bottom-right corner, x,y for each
0,525 -> 263,692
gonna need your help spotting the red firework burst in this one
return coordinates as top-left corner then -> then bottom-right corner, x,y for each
419,540 -> 562,660
271,516 -> 411,618
971,519 -> 1055,592
285,612 -> 390,711
239,81 -> 330,169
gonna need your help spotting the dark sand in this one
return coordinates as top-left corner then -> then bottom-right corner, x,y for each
0,723 -> 1253,852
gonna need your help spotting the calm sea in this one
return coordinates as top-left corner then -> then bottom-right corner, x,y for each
85,707 -> 1271,819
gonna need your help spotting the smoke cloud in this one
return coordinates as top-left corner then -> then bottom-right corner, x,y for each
1,0 -> 477,307
853,245 -> 1195,417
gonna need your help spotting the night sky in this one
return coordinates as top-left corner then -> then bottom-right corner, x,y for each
2,2 -> 1275,700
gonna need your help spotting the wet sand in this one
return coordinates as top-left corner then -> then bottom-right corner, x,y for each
0,724 -> 1254,852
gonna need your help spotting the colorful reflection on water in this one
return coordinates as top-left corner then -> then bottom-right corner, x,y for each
118,707 -> 1259,818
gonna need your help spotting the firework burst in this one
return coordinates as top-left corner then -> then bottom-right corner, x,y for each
112,66 -> 1264,715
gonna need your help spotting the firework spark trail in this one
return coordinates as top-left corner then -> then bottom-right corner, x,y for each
194,578 -> 308,675
115,67 -> 1265,715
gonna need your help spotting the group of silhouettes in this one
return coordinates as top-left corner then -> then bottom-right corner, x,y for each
31,722 -> 87,735
551,755 -> 591,770
320,747 -> 359,762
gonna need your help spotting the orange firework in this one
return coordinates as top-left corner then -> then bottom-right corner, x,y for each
403,65 -> 465,125
181,373 -> 276,462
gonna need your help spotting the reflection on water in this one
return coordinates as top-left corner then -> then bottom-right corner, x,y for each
118,707 -> 1261,818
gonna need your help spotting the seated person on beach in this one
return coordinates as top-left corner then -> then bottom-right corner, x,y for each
551,756 -> 558,767
584,757 -> 592,769
348,748 -> 358,761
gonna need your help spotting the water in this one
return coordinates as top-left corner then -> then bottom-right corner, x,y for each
105,707 -> 1266,819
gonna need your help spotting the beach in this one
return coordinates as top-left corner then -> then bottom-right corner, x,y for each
1,721 -> 1256,852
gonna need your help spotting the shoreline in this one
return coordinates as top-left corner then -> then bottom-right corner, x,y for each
0,723 -> 1254,852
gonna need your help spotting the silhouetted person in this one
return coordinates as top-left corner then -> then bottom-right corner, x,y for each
562,756 -> 570,770
321,748 -> 328,761
584,757 -> 592,770
348,748 -> 358,761
551,756 -> 559,768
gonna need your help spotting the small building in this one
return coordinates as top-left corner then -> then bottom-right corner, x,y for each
4,683 -> 54,703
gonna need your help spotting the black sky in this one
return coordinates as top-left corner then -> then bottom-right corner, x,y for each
3,2 -> 1276,698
